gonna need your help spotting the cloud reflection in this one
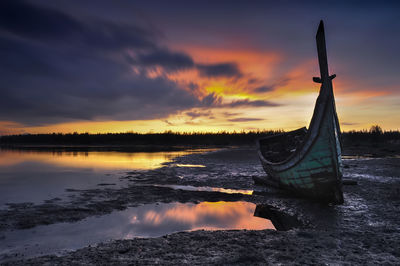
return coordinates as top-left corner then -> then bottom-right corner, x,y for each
0,201 -> 275,261
124,201 -> 274,237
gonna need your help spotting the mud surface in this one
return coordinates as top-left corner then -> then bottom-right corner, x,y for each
1,147 -> 400,265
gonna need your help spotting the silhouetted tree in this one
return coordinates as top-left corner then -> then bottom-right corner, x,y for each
369,125 -> 383,143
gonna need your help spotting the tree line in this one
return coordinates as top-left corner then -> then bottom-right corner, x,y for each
1,126 -> 398,146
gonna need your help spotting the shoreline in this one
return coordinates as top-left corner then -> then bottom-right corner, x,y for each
1,142 -> 400,158
0,144 -> 225,153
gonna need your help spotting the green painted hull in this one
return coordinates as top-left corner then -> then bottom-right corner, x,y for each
257,98 -> 343,203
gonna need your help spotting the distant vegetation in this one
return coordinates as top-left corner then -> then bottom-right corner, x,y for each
1,126 -> 399,148
0,130 -> 282,147
343,125 -> 399,144
340,126 -> 400,156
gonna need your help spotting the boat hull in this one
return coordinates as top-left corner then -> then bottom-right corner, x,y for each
257,98 -> 343,204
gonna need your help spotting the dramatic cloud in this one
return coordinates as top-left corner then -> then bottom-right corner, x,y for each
0,0 -> 156,51
128,49 -> 194,71
0,0 -> 81,40
0,0 -> 201,125
196,63 -> 242,78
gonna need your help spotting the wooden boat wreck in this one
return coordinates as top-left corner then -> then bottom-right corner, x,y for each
256,21 -> 344,204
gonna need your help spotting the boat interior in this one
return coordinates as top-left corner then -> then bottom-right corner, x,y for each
259,127 -> 308,163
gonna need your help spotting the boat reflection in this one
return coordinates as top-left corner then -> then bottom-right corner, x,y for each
253,204 -> 303,231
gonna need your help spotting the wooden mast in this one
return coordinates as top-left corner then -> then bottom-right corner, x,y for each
316,20 -> 330,82
315,20 -> 342,139
314,21 -> 336,94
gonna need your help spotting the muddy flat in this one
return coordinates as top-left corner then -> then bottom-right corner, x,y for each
0,147 -> 399,265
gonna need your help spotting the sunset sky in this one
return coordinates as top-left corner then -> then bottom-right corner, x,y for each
0,0 -> 399,135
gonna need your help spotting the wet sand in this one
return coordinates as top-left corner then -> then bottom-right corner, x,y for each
1,147 -> 399,265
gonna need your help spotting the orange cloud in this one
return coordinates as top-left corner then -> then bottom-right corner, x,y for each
167,45 -> 282,98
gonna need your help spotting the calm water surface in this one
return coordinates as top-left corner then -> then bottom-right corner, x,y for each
0,148 -> 213,207
0,201 -> 274,261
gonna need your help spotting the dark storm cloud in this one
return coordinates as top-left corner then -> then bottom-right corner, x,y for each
227,118 -> 264,122
0,0 -> 202,125
1,0 -> 275,126
196,63 -> 242,78
0,0 -> 81,40
128,49 -> 194,71
0,0 -> 156,51
0,35 -> 59,77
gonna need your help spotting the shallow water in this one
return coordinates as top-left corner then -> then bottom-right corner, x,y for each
0,148 -> 213,207
0,201 -> 274,262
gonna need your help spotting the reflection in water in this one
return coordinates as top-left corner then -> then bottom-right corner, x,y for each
176,164 -> 206,168
0,148 -> 215,206
133,201 -> 273,233
254,204 -> 302,231
0,149 -> 214,170
0,201 -> 274,262
341,155 -> 375,160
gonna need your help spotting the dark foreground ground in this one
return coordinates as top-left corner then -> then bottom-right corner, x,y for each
1,146 -> 399,265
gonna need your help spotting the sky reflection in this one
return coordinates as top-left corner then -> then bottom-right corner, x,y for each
0,201 -> 274,262
132,201 -> 271,234
0,149 -> 214,206
0,149 -> 212,170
